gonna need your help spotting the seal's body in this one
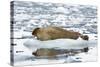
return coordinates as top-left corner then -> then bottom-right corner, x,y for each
32,27 -> 89,41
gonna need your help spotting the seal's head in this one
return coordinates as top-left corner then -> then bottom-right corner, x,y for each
32,28 -> 40,36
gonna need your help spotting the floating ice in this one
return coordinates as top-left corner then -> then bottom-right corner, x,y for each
24,37 -> 89,51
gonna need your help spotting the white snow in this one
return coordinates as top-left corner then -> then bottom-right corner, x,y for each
54,7 -> 69,14
14,14 -> 31,22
